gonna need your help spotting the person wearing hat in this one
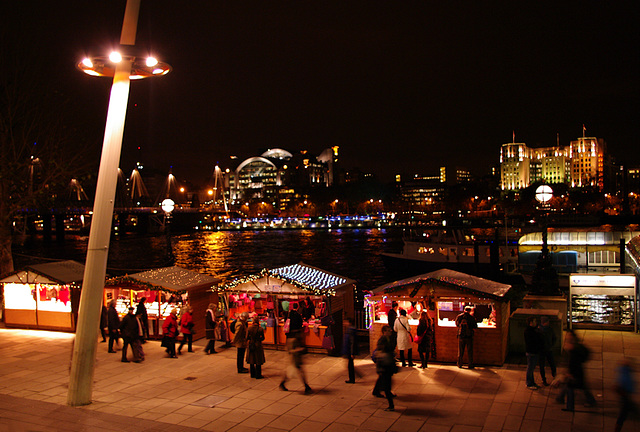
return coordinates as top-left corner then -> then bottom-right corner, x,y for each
232,312 -> 249,373
119,306 -> 143,363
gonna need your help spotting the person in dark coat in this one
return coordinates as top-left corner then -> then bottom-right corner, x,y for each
107,300 -> 120,353
455,306 -> 478,369
416,310 -> 433,369
288,302 -> 303,334
556,329 -> 596,411
387,301 -> 399,351
204,303 -> 217,354
135,297 -> 149,343
246,316 -> 266,379
100,305 -> 108,343
538,315 -> 557,386
162,309 -> 179,358
178,306 -> 194,354
524,316 -> 542,389
301,296 -> 314,320
232,312 -> 249,373
343,318 -> 359,383
373,325 -> 396,411
119,307 -> 142,362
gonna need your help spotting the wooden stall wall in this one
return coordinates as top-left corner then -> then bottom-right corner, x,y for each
186,288 -> 218,341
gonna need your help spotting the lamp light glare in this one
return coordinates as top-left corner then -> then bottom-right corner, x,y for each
146,57 -> 158,67
109,51 -> 123,63
82,58 -> 93,68
152,68 -> 164,75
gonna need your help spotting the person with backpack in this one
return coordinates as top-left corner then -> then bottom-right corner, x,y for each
556,329 -> 596,411
455,306 -> 478,369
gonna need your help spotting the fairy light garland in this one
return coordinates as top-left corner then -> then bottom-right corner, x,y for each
105,275 -> 187,295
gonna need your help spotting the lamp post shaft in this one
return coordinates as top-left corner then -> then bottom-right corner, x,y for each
67,0 -> 140,406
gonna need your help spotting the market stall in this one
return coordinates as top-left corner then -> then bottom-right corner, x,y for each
104,266 -> 221,340
1,260 -> 83,331
216,262 -> 356,353
366,269 -> 512,366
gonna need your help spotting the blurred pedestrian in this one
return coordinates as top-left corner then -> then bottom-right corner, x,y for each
280,330 -> 312,394
343,317 -> 359,383
107,299 -> 120,353
372,325 -> 396,411
539,315 -> 557,386
178,305 -> 194,354
100,304 -> 108,343
614,358 -> 636,432
162,309 -> 179,358
119,306 -> 144,362
556,329 -> 596,411
204,303 -> 217,354
233,312 -> 249,373
394,309 -> 414,367
387,301 -> 399,352
524,316 -> 542,389
455,306 -> 477,369
246,316 -> 266,379
288,302 -> 303,334
135,297 -> 149,343
416,310 -> 433,369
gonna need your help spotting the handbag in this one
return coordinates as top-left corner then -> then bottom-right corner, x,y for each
283,318 -> 290,334
413,333 -> 424,344
322,334 -> 335,351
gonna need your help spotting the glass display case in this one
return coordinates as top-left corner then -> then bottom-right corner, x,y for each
571,294 -> 634,326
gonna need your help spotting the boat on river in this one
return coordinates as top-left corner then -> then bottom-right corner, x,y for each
380,228 -> 520,278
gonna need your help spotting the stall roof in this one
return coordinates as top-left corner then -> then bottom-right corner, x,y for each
0,260 -> 85,285
219,262 -> 355,296
373,269 -> 512,300
110,266 -> 221,292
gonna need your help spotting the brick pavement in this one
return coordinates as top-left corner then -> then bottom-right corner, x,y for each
0,328 -> 638,432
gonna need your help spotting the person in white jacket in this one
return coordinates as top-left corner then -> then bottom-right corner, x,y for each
393,309 -> 414,367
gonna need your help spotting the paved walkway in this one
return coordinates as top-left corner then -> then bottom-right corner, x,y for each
0,328 -> 638,432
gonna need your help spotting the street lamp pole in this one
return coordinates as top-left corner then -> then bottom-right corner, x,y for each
68,0 -> 141,406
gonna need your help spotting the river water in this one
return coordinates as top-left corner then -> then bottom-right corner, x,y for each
13,228 -> 406,292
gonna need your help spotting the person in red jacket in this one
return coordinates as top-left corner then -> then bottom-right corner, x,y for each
178,306 -> 194,354
162,309 -> 179,358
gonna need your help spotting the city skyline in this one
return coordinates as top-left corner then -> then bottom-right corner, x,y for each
4,1 -> 639,184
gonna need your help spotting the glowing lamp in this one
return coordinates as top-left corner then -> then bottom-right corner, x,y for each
161,198 -> 175,213
535,185 -> 553,204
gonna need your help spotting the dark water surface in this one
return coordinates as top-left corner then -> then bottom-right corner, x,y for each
14,228 -> 405,291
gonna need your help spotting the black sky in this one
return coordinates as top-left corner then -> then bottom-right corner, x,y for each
5,1 -> 639,184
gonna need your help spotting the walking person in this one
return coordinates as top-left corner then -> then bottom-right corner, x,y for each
233,312 -> 249,373
100,304 -> 108,343
387,301 -> 399,352
372,325 -> 396,411
119,307 -> 143,363
280,330 -> 312,394
556,329 -> 596,411
394,309 -> 414,367
204,303 -> 217,354
107,299 -> 120,353
416,310 -> 433,369
135,297 -> 149,343
538,315 -> 557,386
343,318 -> 359,383
614,358 -> 636,432
455,306 -> 477,369
178,306 -> 194,354
524,316 -> 542,389
162,309 -> 179,358
288,302 -> 303,333
246,316 -> 266,379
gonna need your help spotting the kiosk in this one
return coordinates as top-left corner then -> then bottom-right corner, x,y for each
1,260 -> 83,331
104,266 -> 221,340
366,269 -> 512,366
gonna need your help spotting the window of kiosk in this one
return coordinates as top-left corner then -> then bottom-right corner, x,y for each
4,283 -> 37,310
437,300 -> 497,328
373,299 -> 426,326
36,284 -> 72,312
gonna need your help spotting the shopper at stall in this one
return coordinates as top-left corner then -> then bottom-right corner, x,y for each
394,309 -> 414,367
280,329 -> 312,394
162,309 -> 179,358
538,315 -> 557,386
107,299 -> 120,353
100,304 -> 108,343
301,296 -> 314,320
119,307 -> 143,363
135,297 -> 149,343
416,310 -> 433,369
343,318 -> 359,383
204,303 -> 217,354
233,312 -> 249,373
556,329 -> 596,411
373,325 -> 396,411
178,306 -> 194,354
246,316 -> 266,379
524,316 -> 542,389
455,306 -> 477,369
288,302 -> 303,334
387,301 -> 399,352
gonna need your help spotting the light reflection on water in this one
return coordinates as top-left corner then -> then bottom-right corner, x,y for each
15,228 -> 404,291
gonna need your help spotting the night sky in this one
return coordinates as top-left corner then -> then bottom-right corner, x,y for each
5,1 -> 639,185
